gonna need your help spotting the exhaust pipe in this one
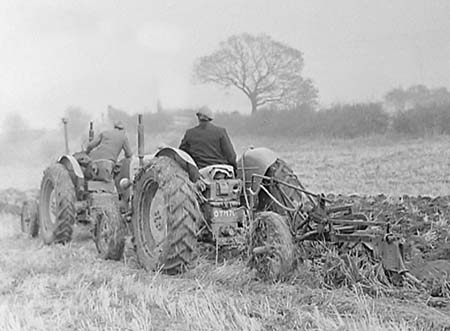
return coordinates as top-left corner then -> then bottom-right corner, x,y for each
62,118 -> 69,154
138,114 -> 144,167
88,121 -> 94,142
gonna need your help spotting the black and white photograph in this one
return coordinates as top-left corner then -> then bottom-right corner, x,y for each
1,1 -> 450,330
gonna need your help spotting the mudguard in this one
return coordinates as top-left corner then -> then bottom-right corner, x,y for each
58,155 -> 84,179
155,147 -> 197,168
156,147 -> 200,182
128,147 -> 199,183
237,147 -> 278,194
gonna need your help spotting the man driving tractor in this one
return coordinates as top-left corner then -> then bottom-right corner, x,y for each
86,120 -> 133,182
179,107 -> 237,170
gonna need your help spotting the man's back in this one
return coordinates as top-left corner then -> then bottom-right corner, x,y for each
180,122 -> 236,169
89,129 -> 132,162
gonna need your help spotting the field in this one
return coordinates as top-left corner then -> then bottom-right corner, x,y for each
232,135 -> 450,197
2,136 -> 450,330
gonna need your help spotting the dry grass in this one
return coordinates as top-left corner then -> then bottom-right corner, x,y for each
1,214 -> 450,331
2,134 -> 450,196
2,136 -> 450,330
0,213 -> 19,239
232,135 -> 450,197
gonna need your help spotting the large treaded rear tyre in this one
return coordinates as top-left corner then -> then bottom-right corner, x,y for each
20,199 -> 39,237
259,159 -> 310,228
39,163 -> 76,244
249,212 -> 295,281
132,156 -> 201,274
93,193 -> 126,260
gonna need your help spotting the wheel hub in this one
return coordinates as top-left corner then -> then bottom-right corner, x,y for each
98,211 -> 111,251
148,190 -> 167,252
49,186 -> 57,225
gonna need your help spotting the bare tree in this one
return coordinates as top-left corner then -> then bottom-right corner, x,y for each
193,33 -> 317,114
281,77 -> 318,110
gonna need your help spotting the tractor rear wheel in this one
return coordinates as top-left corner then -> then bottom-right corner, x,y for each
132,156 -> 201,274
259,159 -> 309,228
93,193 -> 125,260
20,199 -> 39,237
249,212 -> 295,281
39,163 -> 76,244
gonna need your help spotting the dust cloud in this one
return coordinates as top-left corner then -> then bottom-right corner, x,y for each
0,108 -> 92,190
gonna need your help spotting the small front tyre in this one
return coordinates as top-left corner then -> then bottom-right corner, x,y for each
249,212 -> 295,281
93,193 -> 126,260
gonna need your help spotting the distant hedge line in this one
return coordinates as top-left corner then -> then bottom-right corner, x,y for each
213,103 -> 450,138
392,104 -> 450,136
103,102 -> 450,138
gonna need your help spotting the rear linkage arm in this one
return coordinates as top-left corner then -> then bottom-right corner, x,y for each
251,175 -> 421,283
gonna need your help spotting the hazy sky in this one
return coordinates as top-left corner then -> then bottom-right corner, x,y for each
1,0 -> 449,129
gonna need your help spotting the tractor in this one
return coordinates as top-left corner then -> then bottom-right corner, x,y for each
123,115 -> 409,282
37,119 -> 126,260
127,145 -> 297,277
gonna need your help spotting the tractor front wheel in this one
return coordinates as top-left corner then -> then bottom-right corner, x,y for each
93,193 -> 125,260
249,211 -> 295,281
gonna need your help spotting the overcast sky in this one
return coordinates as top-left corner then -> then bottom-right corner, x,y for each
1,0 -> 449,129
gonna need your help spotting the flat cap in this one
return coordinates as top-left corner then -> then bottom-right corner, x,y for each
196,107 -> 213,121
114,120 -> 125,130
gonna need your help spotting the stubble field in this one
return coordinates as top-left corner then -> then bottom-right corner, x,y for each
233,135 -> 450,197
1,135 -> 450,330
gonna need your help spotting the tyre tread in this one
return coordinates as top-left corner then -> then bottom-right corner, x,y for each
133,157 -> 201,274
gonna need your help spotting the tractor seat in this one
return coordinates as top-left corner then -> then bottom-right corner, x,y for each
199,164 -> 235,183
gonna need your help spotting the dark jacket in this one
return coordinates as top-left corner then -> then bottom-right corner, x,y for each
179,122 -> 237,169
86,129 -> 132,162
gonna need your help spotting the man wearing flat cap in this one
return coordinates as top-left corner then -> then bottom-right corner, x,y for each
86,120 -> 132,182
179,107 -> 237,170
